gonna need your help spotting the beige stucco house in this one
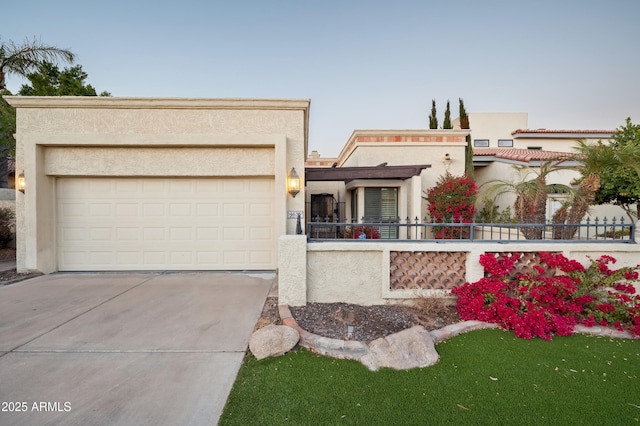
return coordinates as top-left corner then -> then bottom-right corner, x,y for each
7,97 -> 310,273
464,112 -> 629,220
7,97 -> 635,284
304,129 -> 469,226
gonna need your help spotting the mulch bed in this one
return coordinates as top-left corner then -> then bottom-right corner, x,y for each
257,296 -> 461,342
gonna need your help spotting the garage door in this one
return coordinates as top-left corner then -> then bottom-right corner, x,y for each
56,177 -> 276,271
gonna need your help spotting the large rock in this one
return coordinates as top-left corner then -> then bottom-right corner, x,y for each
360,326 -> 439,371
249,324 -> 300,360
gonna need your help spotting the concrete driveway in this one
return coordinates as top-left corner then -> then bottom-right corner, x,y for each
0,272 -> 273,425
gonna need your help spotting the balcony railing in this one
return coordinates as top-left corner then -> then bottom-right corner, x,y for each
306,216 -> 636,243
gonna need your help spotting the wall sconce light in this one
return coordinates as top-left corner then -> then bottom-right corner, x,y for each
442,153 -> 452,171
287,167 -> 300,198
17,172 -> 25,194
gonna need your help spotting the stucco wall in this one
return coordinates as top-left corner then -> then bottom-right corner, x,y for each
278,235 -> 307,306
279,238 -> 640,306
511,137 -> 607,152
340,144 -> 466,185
468,112 -> 528,147
307,249 -> 383,305
7,97 -> 310,273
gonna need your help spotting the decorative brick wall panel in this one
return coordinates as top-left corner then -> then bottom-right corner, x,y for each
390,251 -> 467,290
486,252 -> 558,278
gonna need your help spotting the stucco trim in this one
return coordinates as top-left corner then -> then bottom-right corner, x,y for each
5,96 -> 311,111
6,96 -> 311,160
337,129 -> 470,167
25,133 -> 284,147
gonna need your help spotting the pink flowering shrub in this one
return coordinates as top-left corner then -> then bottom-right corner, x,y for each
452,252 -> 640,340
425,173 -> 477,239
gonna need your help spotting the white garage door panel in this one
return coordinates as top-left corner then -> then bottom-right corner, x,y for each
57,178 -> 276,271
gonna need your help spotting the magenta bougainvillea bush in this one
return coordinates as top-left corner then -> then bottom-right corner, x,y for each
425,173 -> 477,239
452,252 -> 640,340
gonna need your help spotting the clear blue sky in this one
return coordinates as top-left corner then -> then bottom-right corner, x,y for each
4,0 -> 639,156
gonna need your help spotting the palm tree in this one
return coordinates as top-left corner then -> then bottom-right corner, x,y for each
481,161 -> 574,239
0,38 -> 74,187
551,172 -> 600,239
0,37 -> 75,90
573,138 -> 640,222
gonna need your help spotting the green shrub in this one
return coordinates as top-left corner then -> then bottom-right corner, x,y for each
477,202 -> 515,223
0,207 -> 15,248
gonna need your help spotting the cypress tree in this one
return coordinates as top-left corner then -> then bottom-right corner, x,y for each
459,98 -> 469,129
443,100 -> 452,129
429,100 -> 438,129
459,98 -> 474,177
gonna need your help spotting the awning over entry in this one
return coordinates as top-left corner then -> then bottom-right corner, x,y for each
305,163 -> 431,182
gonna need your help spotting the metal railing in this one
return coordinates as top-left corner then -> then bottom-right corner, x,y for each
306,216 -> 636,243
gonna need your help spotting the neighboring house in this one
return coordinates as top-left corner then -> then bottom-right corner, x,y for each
305,129 -> 469,226
7,97 -> 310,273
306,112 -> 629,227
465,112 -> 623,220
460,112 -> 613,152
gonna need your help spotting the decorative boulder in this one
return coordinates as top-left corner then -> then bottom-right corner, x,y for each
360,326 -> 439,371
249,324 -> 300,360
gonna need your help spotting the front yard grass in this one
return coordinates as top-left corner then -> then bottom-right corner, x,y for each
220,329 -> 640,425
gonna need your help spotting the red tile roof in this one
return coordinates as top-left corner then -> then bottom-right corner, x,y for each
474,148 -> 575,163
512,129 -> 614,135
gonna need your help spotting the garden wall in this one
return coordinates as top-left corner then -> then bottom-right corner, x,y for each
278,236 -> 640,306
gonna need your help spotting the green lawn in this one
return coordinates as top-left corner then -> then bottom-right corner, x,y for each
220,329 -> 640,425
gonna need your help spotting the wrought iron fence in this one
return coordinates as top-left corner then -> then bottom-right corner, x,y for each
306,216 -> 636,243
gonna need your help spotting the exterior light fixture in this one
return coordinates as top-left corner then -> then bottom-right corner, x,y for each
287,167 -> 300,198
442,153 -> 452,171
17,172 -> 25,194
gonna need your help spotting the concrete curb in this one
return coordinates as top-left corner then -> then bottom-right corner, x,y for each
279,304 -> 639,362
430,320 -> 502,344
573,324 -> 635,339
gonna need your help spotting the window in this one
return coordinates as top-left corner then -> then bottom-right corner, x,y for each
473,139 -> 489,147
364,187 -> 398,238
498,139 -> 513,147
